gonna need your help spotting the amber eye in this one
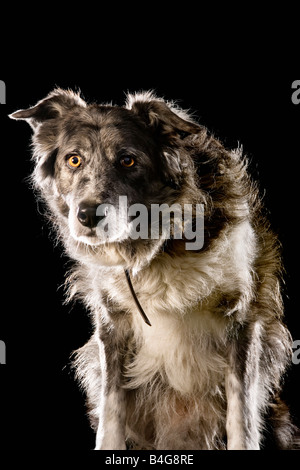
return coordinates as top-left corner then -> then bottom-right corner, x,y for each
120,155 -> 135,168
67,155 -> 82,168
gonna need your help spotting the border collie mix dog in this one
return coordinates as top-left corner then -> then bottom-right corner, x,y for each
11,89 -> 299,450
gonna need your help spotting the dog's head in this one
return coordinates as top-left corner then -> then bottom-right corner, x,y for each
10,89 -> 202,267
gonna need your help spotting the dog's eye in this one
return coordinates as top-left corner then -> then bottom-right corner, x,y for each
67,155 -> 82,168
120,155 -> 135,168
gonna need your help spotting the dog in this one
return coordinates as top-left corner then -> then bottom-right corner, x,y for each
10,89 -> 299,450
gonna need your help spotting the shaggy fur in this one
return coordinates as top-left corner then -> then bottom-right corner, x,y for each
11,89 -> 299,449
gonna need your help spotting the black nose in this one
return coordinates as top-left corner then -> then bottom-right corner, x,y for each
77,202 -> 104,228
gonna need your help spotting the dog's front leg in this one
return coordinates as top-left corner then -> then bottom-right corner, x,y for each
225,322 -> 263,450
95,324 -> 126,450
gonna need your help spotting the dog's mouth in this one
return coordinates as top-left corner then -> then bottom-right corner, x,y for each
71,222 -> 131,247
68,199 -> 132,247
75,231 -> 105,246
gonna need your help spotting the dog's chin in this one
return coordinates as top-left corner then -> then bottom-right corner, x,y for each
67,235 -> 125,267
75,234 -> 105,247
67,230 -> 131,267
68,232 -> 164,271
72,230 -> 130,247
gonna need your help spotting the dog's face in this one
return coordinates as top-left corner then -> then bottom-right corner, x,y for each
11,89 -> 201,265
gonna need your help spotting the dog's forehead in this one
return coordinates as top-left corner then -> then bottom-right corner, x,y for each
62,105 -> 151,155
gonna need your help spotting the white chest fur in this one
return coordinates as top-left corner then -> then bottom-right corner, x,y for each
95,221 -> 256,395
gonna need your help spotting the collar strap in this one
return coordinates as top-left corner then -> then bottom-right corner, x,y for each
124,269 -> 152,326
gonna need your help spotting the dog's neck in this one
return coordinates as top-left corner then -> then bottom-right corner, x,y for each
122,238 -> 188,327
124,268 -> 152,326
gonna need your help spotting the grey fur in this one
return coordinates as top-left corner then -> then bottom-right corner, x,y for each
10,89 -> 299,449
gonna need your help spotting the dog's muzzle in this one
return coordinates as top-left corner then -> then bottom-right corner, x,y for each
72,198 -> 130,245
77,201 -> 105,229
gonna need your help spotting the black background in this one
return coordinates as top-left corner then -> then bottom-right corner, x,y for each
0,48 -> 299,450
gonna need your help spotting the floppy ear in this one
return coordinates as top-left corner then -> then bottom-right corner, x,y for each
127,92 -> 200,141
9,88 -> 86,130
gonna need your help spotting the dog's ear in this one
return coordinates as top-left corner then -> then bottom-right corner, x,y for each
127,92 -> 200,189
9,88 -> 86,130
127,92 -> 200,142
